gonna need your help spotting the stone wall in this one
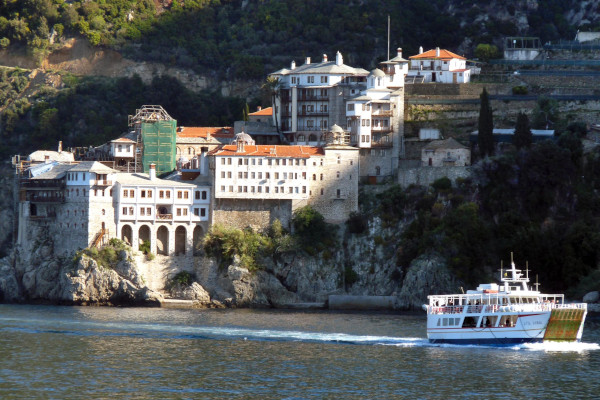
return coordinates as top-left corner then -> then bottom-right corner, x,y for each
212,198 -> 293,230
398,166 -> 472,188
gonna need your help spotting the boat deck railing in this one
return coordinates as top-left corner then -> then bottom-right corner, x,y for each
427,301 -> 587,315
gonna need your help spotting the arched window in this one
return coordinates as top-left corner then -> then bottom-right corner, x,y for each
297,134 -> 306,142
308,134 -> 317,142
376,166 -> 381,176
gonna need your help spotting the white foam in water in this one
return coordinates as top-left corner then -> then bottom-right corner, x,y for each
516,341 -> 600,352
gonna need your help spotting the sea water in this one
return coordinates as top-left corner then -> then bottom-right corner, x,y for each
0,304 -> 598,399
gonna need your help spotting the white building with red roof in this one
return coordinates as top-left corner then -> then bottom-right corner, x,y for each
207,131 -> 358,228
408,47 -> 471,83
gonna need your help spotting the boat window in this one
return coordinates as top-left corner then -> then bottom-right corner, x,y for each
437,318 -> 441,327
479,315 -> 498,328
462,317 -> 478,328
443,318 -> 448,327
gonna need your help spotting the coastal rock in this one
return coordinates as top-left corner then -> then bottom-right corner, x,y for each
170,282 -> 211,304
0,257 -> 22,302
396,253 -> 459,310
583,291 -> 600,303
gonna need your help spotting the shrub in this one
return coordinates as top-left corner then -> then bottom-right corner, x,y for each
203,224 -> 269,270
344,264 -> 359,286
512,85 -> 528,95
292,206 -> 337,248
139,240 -> 151,254
431,177 -> 452,192
346,212 -> 368,234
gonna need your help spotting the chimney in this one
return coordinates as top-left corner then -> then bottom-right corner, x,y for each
305,57 -> 311,65
58,141 -> 62,152
436,47 -> 440,57
291,60 -> 296,70
336,51 -> 343,66
323,53 -> 328,62
237,139 -> 245,153
397,48 -> 402,58
419,46 -> 423,54
257,106 -> 262,111
149,163 -> 156,180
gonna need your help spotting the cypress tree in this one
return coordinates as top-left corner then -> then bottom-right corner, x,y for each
514,112 -> 532,149
478,88 -> 494,157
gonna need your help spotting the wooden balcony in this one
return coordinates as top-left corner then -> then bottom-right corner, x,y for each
156,213 -> 173,220
93,180 -> 113,186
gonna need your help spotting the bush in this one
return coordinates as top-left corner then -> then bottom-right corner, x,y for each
431,177 -> 452,192
346,212 -> 368,234
139,240 -> 151,254
292,206 -> 337,247
512,85 -> 528,95
203,224 -> 269,270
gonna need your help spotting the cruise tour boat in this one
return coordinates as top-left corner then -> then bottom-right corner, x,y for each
423,257 -> 587,345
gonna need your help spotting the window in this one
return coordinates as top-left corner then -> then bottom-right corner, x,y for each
238,158 -> 243,166
265,187 -> 270,193
312,174 -> 316,181
291,77 -> 297,84
336,171 -> 340,178
183,208 -> 188,216
244,172 -> 248,179
177,208 -> 181,216
228,158 -> 232,165
348,104 -> 354,111
307,120 -> 314,128
159,190 -> 164,199
257,186 -> 262,193
202,191 -> 207,200
177,191 -> 183,199
320,174 -> 323,180
201,208 -> 206,217
140,208 -> 146,216
221,185 -> 225,192
129,190 -> 134,197
251,172 -> 255,179
266,172 -> 270,179
275,172 -> 279,179
221,171 -> 226,178
194,208 -> 199,216
148,190 -> 152,198
238,172 -> 243,179
146,207 -> 151,215
129,207 -> 134,215
123,190 -> 128,198
141,191 -> 146,198
228,171 -> 232,178
283,172 -> 287,179
302,186 -> 306,193
320,76 -> 328,83
337,189 -> 341,198
166,191 -> 170,199
337,156 -> 341,164
122,207 -> 127,215
184,191 -> 189,199
320,188 -> 324,195
258,172 -> 262,179
221,158 -> 226,165
307,76 -> 314,83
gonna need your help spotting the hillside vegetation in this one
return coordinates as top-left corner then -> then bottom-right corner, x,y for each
0,0 -> 593,79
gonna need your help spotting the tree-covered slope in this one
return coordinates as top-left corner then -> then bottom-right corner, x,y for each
1,0 -> 594,79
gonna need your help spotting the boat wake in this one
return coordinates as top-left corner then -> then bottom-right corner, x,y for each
2,316 -> 598,351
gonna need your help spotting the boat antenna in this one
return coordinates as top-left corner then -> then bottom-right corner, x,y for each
500,260 -> 503,281
534,274 -> 540,291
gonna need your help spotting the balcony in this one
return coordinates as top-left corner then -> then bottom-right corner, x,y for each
92,180 -> 113,186
372,110 -> 393,117
156,213 -> 173,220
27,193 -> 65,203
297,110 -> 329,117
297,94 -> 328,101
20,180 -> 65,189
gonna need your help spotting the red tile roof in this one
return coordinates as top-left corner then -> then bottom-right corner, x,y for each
208,145 -> 324,158
249,107 -> 273,116
111,138 -> 136,143
410,49 -> 466,61
177,127 -> 234,139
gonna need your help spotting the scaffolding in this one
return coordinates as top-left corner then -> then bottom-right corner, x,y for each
128,105 -> 177,175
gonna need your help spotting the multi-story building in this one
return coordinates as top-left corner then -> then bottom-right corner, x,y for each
269,50 -> 407,181
407,47 -> 470,83
208,130 -> 358,228
115,164 -> 210,256
17,160 -> 210,258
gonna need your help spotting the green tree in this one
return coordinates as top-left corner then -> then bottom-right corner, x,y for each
478,88 -> 494,157
474,43 -> 499,62
513,112 -> 532,150
532,96 -> 559,130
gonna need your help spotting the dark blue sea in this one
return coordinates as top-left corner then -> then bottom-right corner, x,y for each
0,304 -> 598,399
